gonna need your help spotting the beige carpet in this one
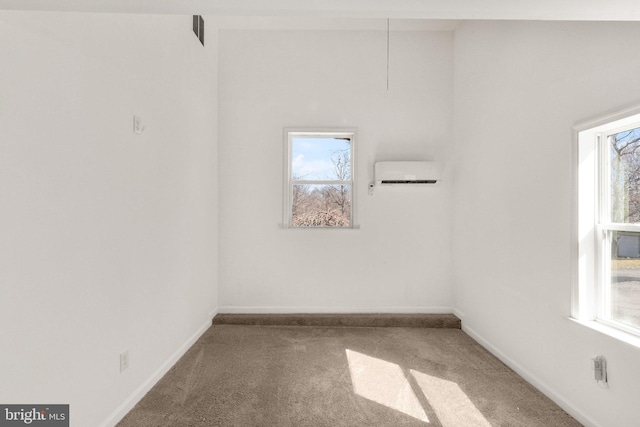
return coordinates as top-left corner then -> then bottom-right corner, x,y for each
212,313 -> 461,329
118,322 -> 581,426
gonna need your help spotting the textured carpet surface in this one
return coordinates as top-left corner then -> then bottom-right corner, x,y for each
213,313 -> 461,329
118,325 -> 581,427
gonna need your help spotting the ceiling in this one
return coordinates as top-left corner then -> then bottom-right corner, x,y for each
1,0 -> 640,21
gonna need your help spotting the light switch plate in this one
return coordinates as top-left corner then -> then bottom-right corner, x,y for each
133,115 -> 143,134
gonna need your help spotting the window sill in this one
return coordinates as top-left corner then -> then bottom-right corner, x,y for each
567,317 -> 640,350
277,224 -> 361,230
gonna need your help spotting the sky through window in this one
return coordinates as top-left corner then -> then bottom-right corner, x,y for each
292,137 -> 351,180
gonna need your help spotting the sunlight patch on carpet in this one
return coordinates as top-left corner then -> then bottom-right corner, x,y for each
411,369 -> 490,427
346,349 -> 429,423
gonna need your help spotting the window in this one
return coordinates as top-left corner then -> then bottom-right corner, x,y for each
577,110 -> 640,336
283,129 -> 356,228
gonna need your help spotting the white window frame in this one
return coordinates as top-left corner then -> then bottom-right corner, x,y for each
282,128 -> 357,229
574,105 -> 640,339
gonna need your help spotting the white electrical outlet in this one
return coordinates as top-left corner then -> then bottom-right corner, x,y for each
592,355 -> 607,384
120,350 -> 130,373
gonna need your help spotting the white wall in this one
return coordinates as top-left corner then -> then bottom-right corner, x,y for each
218,28 -> 453,312
0,11 -> 218,427
453,21 -> 640,427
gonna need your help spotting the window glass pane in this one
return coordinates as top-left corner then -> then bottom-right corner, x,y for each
610,127 -> 640,223
607,230 -> 640,330
291,137 -> 351,181
291,184 -> 351,227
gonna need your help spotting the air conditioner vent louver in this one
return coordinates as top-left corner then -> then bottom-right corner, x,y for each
375,161 -> 441,186
380,180 -> 437,184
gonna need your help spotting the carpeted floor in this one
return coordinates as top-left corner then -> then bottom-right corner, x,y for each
118,323 -> 581,426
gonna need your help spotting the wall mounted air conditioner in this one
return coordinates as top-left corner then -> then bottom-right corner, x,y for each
374,161 -> 441,186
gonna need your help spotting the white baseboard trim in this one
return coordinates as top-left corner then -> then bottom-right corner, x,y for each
217,305 -> 454,314
452,308 -> 466,320
462,323 -> 599,427
99,314 -> 215,427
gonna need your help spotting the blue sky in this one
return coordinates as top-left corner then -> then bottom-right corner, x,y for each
292,137 -> 351,180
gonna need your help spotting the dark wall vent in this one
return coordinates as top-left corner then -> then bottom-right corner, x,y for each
193,15 -> 204,46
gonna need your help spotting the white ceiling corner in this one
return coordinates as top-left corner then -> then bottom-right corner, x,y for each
2,0 -> 640,21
